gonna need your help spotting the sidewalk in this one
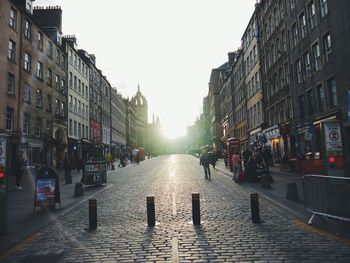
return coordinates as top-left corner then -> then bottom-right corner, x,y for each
0,167 -> 112,255
214,159 -> 350,241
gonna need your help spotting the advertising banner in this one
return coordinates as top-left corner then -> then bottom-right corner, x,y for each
35,178 -> 56,207
84,161 -> 107,185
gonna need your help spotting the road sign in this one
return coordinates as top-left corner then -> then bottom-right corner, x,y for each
324,121 -> 342,152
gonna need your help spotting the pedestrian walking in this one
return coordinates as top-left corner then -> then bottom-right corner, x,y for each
200,150 -> 211,179
63,156 -> 72,184
231,150 -> 241,182
242,148 -> 252,170
14,152 -> 25,190
223,149 -> 228,168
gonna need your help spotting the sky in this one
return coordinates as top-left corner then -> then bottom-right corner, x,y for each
34,0 -> 255,139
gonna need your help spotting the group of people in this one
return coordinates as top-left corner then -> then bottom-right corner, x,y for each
232,147 -> 273,183
200,146 -> 273,183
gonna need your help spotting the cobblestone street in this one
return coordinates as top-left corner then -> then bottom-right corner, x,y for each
4,155 -> 350,262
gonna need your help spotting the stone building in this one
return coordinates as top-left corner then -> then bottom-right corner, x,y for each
285,0 -> 350,172
232,49 -> 248,151
111,88 -> 127,158
257,0 -> 294,163
62,36 -> 90,161
242,9 -> 264,150
219,57 -> 232,150
78,51 -> 103,158
101,75 -> 111,155
130,86 -> 148,149
208,66 -> 225,151
0,0 -> 23,171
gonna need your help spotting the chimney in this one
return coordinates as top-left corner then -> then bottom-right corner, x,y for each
33,6 -> 63,33
228,52 -> 236,64
89,54 -> 96,64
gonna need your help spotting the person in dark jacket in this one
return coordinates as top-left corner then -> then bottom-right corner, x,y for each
14,153 -> 25,190
200,151 -> 211,179
246,156 -> 258,182
63,156 -> 72,184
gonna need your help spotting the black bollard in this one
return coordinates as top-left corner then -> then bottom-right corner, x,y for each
250,193 -> 260,223
286,182 -> 299,201
74,182 -> 84,197
147,196 -> 155,227
192,193 -> 201,225
261,175 -> 271,189
89,199 -> 97,230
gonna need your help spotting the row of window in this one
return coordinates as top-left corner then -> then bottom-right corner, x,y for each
22,84 -> 65,117
9,7 -> 67,69
68,95 -> 89,119
266,63 -> 290,98
265,96 -> 293,127
247,72 -> 261,99
294,33 -> 332,84
69,71 -> 89,99
298,77 -> 337,119
247,101 -> 263,129
6,107 -> 52,138
68,119 -> 89,139
68,49 -> 89,78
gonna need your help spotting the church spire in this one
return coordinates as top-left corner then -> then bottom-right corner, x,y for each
137,83 -> 140,93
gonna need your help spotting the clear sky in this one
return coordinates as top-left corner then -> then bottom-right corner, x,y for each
34,0 -> 255,138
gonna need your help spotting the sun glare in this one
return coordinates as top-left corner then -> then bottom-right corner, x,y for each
162,124 -> 186,139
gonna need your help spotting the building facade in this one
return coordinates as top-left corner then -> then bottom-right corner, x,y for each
111,88 -> 127,158
232,50 -> 248,151
101,75 -> 111,155
242,9 -> 264,150
286,0 -> 350,172
63,36 -> 90,161
258,0 -> 294,163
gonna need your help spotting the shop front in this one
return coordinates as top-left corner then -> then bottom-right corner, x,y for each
262,125 -> 283,163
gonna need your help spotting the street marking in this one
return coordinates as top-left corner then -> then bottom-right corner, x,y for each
172,193 -> 177,215
171,237 -> 179,263
293,219 -> 350,246
0,232 -> 42,261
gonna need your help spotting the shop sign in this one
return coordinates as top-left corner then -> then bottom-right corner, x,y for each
263,125 -> 280,140
324,121 -> 342,152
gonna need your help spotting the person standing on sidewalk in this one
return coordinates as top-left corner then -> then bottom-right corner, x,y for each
200,150 -> 211,179
14,152 -> 25,190
231,150 -> 241,182
63,156 -> 72,184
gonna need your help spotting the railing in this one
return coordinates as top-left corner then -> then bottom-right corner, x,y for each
304,175 -> 350,224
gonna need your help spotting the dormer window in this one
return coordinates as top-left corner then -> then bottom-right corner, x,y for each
26,0 -> 33,14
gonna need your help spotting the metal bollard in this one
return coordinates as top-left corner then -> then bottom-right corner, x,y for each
250,193 -> 260,223
192,193 -> 201,225
286,182 -> 299,201
89,199 -> 97,230
147,196 -> 155,227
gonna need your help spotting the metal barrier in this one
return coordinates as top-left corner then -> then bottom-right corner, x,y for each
304,175 -> 350,224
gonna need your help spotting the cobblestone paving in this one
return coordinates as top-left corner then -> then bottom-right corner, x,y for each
5,155 -> 350,262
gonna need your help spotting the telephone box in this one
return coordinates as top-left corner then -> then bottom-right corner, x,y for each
227,138 -> 240,172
